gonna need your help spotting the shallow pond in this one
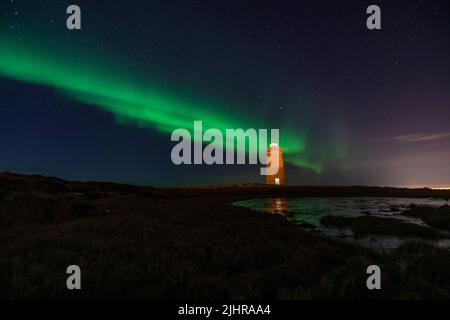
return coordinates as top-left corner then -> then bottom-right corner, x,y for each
233,197 -> 450,251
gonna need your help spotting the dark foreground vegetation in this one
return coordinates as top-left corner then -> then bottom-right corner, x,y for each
1,172 -> 450,299
404,205 -> 450,231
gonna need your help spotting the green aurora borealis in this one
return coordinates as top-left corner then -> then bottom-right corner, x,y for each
3,1 -> 450,188
0,36 -> 327,173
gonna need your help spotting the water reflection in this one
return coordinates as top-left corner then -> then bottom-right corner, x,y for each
234,197 -> 450,251
265,198 -> 288,216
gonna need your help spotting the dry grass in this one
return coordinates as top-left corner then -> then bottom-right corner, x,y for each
1,172 -> 450,299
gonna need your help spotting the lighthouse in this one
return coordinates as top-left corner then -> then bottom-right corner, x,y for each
265,143 -> 285,185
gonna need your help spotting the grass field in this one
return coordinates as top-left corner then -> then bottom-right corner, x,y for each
1,172 -> 450,299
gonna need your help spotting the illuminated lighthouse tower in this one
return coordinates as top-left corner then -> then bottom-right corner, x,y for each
265,143 -> 285,185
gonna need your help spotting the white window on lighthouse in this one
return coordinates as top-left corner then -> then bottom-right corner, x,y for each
275,178 -> 280,185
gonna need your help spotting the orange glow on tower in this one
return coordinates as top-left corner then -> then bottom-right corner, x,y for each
265,143 -> 285,185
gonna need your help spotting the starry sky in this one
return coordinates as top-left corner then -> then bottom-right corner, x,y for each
0,0 -> 449,187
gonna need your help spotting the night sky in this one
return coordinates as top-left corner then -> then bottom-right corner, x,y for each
1,0 -> 449,187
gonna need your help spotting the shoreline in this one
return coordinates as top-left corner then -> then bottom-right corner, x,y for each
1,171 -> 450,299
